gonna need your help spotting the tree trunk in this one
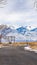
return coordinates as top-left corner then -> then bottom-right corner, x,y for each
0,35 -> 2,43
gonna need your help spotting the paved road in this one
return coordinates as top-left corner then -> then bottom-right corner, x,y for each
0,46 -> 37,65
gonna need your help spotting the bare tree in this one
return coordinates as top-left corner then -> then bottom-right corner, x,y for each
7,36 -> 15,44
0,34 -> 2,43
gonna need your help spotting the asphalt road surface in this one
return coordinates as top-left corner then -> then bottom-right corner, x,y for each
0,46 -> 37,65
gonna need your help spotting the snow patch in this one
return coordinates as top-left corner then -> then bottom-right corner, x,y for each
24,46 -> 37,53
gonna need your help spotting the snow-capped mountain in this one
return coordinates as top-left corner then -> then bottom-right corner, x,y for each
27,26 -> 36,30
16,26 -> 28,35
16,26 -> 37,34
31,28 -> 37,32
16,26 -> 37,42
0,25 -> 37,42
0,25 -> 16,36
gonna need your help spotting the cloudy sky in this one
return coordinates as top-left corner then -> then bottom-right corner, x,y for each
0,0 -> 37,28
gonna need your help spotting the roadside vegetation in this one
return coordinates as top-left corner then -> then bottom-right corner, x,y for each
0,42 -> 37,49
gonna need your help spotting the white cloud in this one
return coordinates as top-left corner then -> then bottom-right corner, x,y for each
0,0 -> 37,27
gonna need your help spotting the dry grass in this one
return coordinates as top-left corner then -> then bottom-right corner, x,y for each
0,42 -> 37,49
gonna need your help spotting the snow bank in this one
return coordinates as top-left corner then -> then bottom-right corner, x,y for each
24,46 -> 37,53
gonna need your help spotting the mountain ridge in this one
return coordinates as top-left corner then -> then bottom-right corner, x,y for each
0,25 -> 37,42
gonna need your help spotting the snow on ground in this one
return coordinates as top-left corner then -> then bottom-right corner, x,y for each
24,46 -> 37,53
